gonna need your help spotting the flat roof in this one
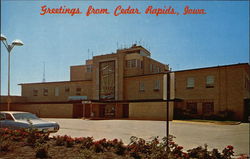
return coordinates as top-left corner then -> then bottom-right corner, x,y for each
173,63 -> 249,73
19,80 -> 92,85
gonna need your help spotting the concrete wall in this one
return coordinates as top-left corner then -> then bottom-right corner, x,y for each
129,102 -> 173,120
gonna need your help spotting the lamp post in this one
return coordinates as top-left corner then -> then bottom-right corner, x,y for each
0,34 -> 24,111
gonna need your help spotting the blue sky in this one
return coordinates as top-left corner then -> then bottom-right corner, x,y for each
1,1 -> 249,95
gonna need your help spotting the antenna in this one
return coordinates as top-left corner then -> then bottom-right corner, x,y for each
139,39 -> 141,45
42,62 -> 46,83
87,49 -> 90,59
92,51 -> 94,59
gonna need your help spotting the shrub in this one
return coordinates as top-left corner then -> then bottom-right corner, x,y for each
0,128 -> 238,159
80,137 -> 94,149
0,139 -> 13,152
35,144 -> 49,158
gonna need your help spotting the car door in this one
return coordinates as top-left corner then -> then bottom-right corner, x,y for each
0,113 -> 6,128
0,113 -> 16,129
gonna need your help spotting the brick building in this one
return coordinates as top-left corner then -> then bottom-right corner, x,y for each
0,45 -> 174,120
174,63 -> 250,121
0,45 -> 249,121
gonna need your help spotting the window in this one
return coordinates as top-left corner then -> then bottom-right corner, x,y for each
33,89 -> 38,96
126,60 -> 132,68
187,103 -> 197,114
76,88 -> 81,96
202,102 -> 214,114
153,65 -> 156,73
55,87 -> 59,96
0,113 -> 5,119
126,59 -> 142,68
43,88 -> 48,96
136,59 -> 141,68
65,87 -> 70,93
206,75 -> 214,88
5,113 -> 14,120
187,77 -> 195,89
86,65 -> 93,72
131,59 -> 136,68
156,67 -> 160,73
139,82 -> 145,91
154,80 -> 160,91
150,64 -> 153,72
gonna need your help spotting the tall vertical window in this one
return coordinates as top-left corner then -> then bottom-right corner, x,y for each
131,59 -> 136,67
126,60 -> 132,68
100,61 -> 115,100
154,80 -> 160,91
153,65 -> 156,73
156,67 -> 160,73
150,64 -> 153,72
136,59 -> 141,68
55,87 -> 59,96
43,88 -> 48,96
139,82 -> 145,91
206,75 -> 214,88
187,77 -> 195,89
33,89 -> 38,96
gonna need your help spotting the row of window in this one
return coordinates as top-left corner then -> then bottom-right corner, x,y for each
139,80 -> 160,92
32,87 -> 83,96
149,64 -> 162,73
186,75 -> 215,89
187,102 -> 214,114
126,59 -> 162,73
126,59 -> 143,69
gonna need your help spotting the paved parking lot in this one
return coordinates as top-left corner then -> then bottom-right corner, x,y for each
47,118 -> 249,156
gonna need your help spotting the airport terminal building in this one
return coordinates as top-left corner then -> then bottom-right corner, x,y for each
0,45 -> 249,121
0,45 -> 174,120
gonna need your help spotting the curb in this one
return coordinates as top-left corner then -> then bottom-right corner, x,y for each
173,120 -> 241,125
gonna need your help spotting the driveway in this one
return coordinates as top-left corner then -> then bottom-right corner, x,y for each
47,118 -> 249,156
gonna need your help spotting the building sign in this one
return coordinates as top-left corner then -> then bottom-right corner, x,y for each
68,96 -> 88,101
99,61 -> 115,100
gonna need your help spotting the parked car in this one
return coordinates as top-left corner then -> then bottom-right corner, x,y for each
0,111 -> 60,133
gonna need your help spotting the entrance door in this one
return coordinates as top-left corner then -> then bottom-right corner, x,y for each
99,104 -> 105,117
84,104 -> 91,118
73,104 -> 83,118
123,104 -> 129,118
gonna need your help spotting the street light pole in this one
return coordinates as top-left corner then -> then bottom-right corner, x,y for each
7,50 -> 11,111
0,34 -> 23,111
166,71 -> 171,153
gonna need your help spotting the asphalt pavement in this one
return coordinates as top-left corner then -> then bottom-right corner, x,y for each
46,118 -> 249,156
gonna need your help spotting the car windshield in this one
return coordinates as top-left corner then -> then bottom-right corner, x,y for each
13,113 -> 39,120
